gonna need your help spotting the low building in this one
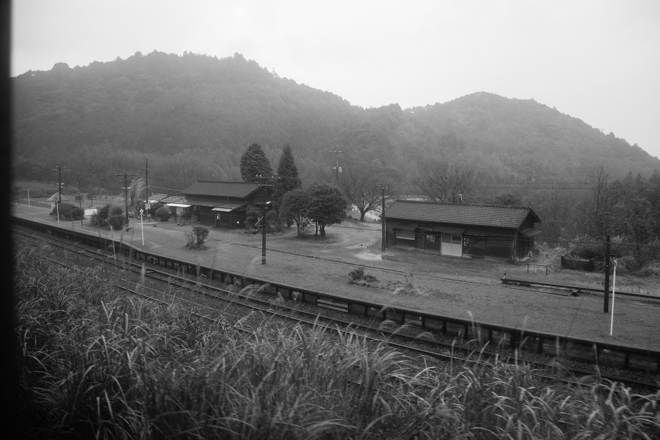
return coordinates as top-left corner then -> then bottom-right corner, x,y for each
46,193 -> 69,212
147,193 -> 168,204
181,181 -> 270,228
384,200 -> 541,261
160,195 -> 191,220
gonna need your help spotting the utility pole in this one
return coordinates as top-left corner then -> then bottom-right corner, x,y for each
145,159 -> 149,206
381,185 -> 387,253
57,166 -> 62,204
257,175 -> 275,264
115,172 -> 138,228
330,149 -> 343,184
604,235 -> 611,313
262,184 -> 267,264
54,166 -> 68,223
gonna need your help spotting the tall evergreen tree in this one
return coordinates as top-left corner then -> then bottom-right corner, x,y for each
272,144 -> 302,212
240,143 -> 273,182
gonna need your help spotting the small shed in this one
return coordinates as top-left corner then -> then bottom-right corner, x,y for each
385,200 -> 541,261
181,181 -> 270,228
160,195 -> 190,220
46,193 -> 70,212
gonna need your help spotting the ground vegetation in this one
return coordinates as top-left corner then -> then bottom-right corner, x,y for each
14,242 -> 660,439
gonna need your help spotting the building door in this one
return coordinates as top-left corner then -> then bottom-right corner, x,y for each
441,233 -> 463,257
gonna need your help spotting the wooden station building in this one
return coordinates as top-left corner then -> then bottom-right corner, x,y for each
181,181 -> 270,228
384,200 -> 541,261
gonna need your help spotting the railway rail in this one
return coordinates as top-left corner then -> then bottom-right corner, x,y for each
13,222 -> 660,391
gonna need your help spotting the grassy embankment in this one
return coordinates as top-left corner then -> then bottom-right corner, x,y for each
14,237 -> 660,439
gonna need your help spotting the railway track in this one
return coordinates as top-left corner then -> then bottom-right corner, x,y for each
14,226 -> 660,392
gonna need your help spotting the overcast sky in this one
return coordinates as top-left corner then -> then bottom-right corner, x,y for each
11,0 -> 660,160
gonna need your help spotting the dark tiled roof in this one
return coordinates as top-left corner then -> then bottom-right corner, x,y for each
160,196 -> 186,204
148,193 -> 169,202
386,200 -> 540,229
182,181 -> 262,198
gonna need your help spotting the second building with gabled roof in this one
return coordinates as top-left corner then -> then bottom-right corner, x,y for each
385,200 -> 541,261
181,180 -> 270,228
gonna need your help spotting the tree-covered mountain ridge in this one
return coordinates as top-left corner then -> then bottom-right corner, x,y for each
11,50 -> 659,192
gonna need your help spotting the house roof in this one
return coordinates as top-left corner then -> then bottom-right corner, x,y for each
385,200 -> 541,230
182,181 -> 263,199
46,193 -> 70,202
148,193 -> 169,203
160,195 -> 186,204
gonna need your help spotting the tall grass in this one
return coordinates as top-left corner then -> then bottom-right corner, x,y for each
15,241 -> 660,439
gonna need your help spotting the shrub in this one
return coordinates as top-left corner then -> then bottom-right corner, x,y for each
62,207 -> 84,220
107,214 -> 126,230
349,267 -> 377,283
51,202 -> 78,218
265,210 -> 283,233
155,207 -> 170,222
615,256 -> 641,274
244,207 -> 261,230
186,225 -> 210,250
98,204 -> 122,220
635,261 -> 660,277
572,236 -> 603,260
89,213 -> 107,227
349,267 -> 365,281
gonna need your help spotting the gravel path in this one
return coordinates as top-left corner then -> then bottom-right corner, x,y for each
13,204 -> 660,351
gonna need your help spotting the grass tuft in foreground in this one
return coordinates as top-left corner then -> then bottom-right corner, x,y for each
14,241 -> 660,439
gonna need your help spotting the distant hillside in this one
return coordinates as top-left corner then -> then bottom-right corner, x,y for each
11,51 -> 660,193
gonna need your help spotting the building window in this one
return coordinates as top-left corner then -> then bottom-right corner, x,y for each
396,228 -> 415,240
464,236 -> 486,247
426,234 -> 436,243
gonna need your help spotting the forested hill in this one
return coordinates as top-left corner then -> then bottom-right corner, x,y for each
11,51 -> 659,193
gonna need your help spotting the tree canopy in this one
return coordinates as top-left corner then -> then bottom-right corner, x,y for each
272,144 -> 302,212
306,183 -> 348,237
279,188 -> 310,236
240,143 -> 273,182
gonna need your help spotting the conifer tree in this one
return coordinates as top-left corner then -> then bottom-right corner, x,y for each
239,143 -> 273,182
272,144 -> 302,212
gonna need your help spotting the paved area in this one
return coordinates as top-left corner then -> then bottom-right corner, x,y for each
12,203 -> 660,351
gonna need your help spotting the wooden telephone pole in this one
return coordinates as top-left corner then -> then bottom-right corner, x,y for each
115,172 -> 138,227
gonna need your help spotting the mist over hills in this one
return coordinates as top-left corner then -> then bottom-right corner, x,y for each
11,50 -> 659,193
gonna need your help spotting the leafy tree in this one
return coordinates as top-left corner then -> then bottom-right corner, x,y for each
279,188 -> 310,236
306,183 -> 347,237
240,143 -> 273,182
272,144 -> 302,212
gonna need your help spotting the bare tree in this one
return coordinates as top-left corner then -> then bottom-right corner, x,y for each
579,165 -> 612,237
338,162 -> 392,221
414,160 -> 476,202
